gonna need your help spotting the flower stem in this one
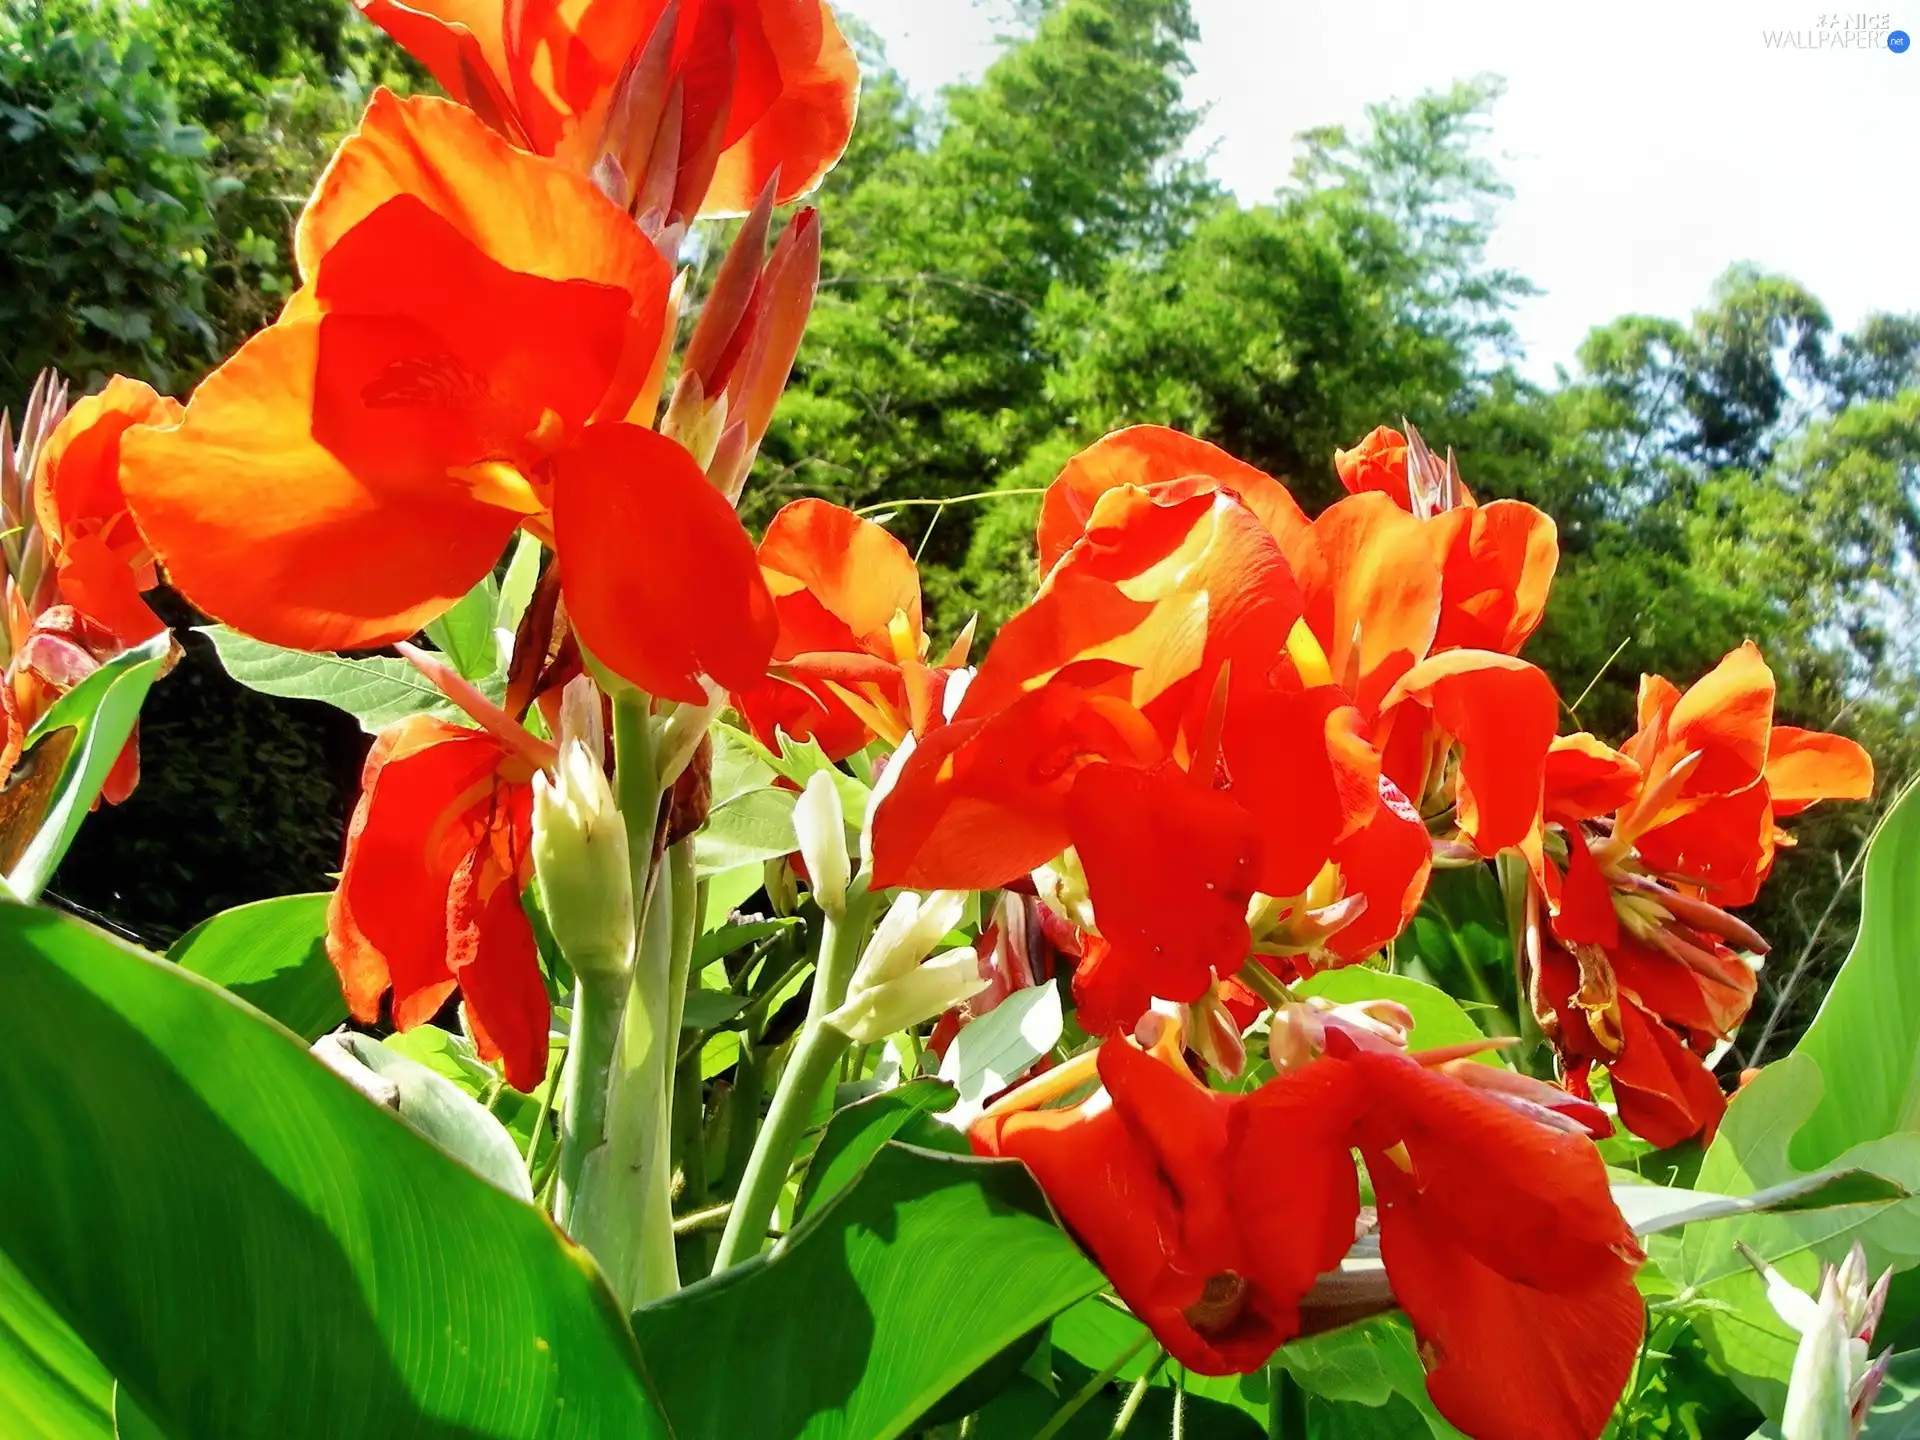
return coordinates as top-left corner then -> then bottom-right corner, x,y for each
1031,1332 -> 1154,1440
552,966 -> 628,1231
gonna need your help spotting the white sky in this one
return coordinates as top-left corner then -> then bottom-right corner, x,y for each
835,0 -> 1920,382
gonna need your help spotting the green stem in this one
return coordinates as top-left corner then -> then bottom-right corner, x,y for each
710,1016 -> 851,1270
612,689 -> 660,909
1268,1367 -> 1306,1440
1031,1333 -> 1153,1440
552,967 -> 627,1230
1108,1352 -> 1164,1436
522,1040 -> 561,1174
709,884 -> 879,1271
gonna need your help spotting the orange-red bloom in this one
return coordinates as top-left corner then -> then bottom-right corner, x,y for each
1526,644 -> 1873,1145
975,1028 -> 1644,1440
328,715 -> 549,1090
120,94 -> 775,703
732,499 -> 962,758
357,0 -> 858,221
0,374 -> 182,802
873,422 -> 1562,1034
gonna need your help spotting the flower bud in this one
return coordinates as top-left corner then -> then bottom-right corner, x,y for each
827,890 -> 984,1043
764,855 -> 800,916
794,770 -> 850,917
532,681 -> 633,982
1034,849 -> 1096,933
1744,1241 -> 1894,1440
829,947 -> 988,1046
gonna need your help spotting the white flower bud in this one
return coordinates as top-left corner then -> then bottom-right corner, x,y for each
827,890 -> 980,1044
1033,849 -> 1095,933
861,730 -> 914,877
794,770 -> 850,917
533,680 -> 632,982
828,947 -> 988,1045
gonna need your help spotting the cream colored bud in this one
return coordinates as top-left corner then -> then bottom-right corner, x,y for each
1033,849 -> 1096,933
794,770 -> 850,917
828,947 -> 989,1045
861,731 -> 914,877
532,723 -> 633,984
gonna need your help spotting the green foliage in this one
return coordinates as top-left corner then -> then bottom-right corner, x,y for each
0,900 -> 667,1436
629,1141 -> 1104,1438
0,9 -> 222,393
166,891 -> 343,1041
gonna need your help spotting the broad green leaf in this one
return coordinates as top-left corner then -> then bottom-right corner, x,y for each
380,1023 -> 556,1156
711,724 -> 778,808
0,902 -> 665,1437
1787,778 -> 1920,1169
7,632 -> 173,903
937,984 -> 1064,1126
201,625 -> 478,732
680,990 -> 749,1030
1277,1316 -> 1464,1438
316,1032 -> 533,1202
1614,1167 -> 1909,1236
0,1250 -> 112,1438
717,724 -> 870,827
1392,863 -> 1518,1037
166,893 -> 343,1041
423,572 -> 501,682
1049,1298 -> 1271,1424
703,863 -> 766,929
694,786 -> 798,874
693,917 -> 797,969
794,1079 -> 959,1218
631,1142 -> 1103,1438
1654,784 -> 1920,1409
1298,967 -> 1503,1065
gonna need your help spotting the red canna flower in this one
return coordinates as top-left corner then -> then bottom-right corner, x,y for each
120,94 -> 775,703
975,1022 -> 1644,1440
356,0 -> 858,226
328,714 -> 551,1091
0,373 -> 182,803
32,376 -> 179,647
1524,644 -> 1873,1145
732,499 -> 965,759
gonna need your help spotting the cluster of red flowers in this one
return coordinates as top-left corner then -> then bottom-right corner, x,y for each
3,4 -> 1877,1433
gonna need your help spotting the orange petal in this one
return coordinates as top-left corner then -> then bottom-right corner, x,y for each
1664,642 -> 1774,797
551,425 -> 774,702
703,0 -> 860,212
1068,761 -> 1261,1020
1387,651 -> 1560,855
868,680 -> 1164,892
355,1 -> 517,130
1549,827 -> 1620,948
1425,500 -> 1558,656
1332,425 -> 1410,505
1038,426 -> 1310,576
294,91 -> 670,418
1285,494 -> 1441,717
970,484 -> 1298,741
123,197 -> 630,650
33,375 -> 180,548
758,498 -> 921,657
1544,733 -> 1642,823
1766,726 -> 1874,817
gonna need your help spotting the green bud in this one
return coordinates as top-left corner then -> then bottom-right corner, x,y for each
532,683 -> 633,983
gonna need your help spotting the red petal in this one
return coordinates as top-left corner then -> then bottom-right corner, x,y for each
869,680 -> 1164,892
1222,685 -> 1379,898
447,825 -> 548,1092
1635,782 -> 1773,907
1606,997 -> 1728,1147
1551,827 -> 1620,948
1388,651 -> 1559,855
1070,762 -> 1260,1009
552,424 -> 776,703
1544,733 -> 1642,824
1324,777 -> 1433,961
326,719 -> 519,1027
